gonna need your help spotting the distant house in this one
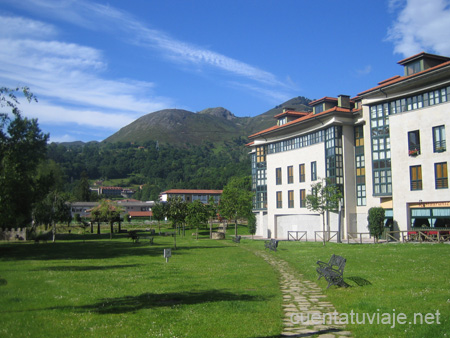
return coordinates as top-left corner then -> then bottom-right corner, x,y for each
70,200 -> 154,219
70,202 -> 99,218
159,189 -> 222,204
96,186 -> 136,199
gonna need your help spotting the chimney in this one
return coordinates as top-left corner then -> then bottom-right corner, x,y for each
338,95 -> 351,109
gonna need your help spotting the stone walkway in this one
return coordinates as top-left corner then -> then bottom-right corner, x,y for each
254,250 -> 353,338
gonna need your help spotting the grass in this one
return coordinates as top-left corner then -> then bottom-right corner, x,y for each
244,239 -> 450,337
1,226 -> 449,337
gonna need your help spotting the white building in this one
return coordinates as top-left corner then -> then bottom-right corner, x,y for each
248,52 -> 449,240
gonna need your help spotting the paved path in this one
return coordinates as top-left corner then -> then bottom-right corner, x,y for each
254,250 -> 353,338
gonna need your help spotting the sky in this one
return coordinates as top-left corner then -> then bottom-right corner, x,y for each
1,0 -> 450,143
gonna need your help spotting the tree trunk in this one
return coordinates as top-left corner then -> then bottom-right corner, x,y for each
97,222 -> 100,235
234,218 -> 238,237
209,219 -> 212,239
110,221 -> 113,239
322,212 -> 326,246
52,221 -> 56,243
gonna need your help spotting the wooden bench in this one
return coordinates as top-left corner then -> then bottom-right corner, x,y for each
127,231 -> 154,245
264,239 -> 278,252
316,254 -> 347,289
232,235 -> 241,243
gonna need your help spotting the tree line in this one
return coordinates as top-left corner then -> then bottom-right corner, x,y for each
0,86 -> 252,230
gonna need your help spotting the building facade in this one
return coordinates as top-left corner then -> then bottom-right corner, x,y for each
159,189 -> 222,204
248,52 -> 449,240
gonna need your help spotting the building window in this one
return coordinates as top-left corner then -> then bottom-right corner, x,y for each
276,168 -> 282,185
325,126 -> 344,188
410,165 -> 422,191
256,145 -> 267,163
356,185 -> 366,206
299,164 -> 305,182
311,161 -> 317,181
287,166 -> 294,184
299,189 -> 306,208
408,130 -> 421,156
405,60 -> 422,76
355,125 -> 366,206
276,191 -> 282,208
314,103 -> 324,114
435,162 -> 448,189
370,104 -> 392,196
288,190 -> 294,208
433,125 -> 446,153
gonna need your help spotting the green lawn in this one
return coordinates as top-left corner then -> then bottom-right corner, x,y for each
244,239 -> 450,337
1,228 -> 449,337
0,231 -> 282,338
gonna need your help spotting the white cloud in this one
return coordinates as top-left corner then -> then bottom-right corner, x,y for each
4,0 -> 288,89
0,15 -> 173,130
356,65 -> 372,76
25,100 -> 137,129
0,14 -> 57,38
387,0 -> 450,56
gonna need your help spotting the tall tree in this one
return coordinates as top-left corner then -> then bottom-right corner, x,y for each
90,199 -> 123,239
206,196 -> 218,239
367,207 -> 386,243
219,176 -> 253,237
152,201 -> 167,233
166,197 -> 187,248
186,200 -> 209,240
0,87 -> 48,228
305,178 -> 343,246
76,171 -> 91,201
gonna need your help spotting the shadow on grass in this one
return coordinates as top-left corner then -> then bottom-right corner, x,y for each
0,241 -> 164,261
0,278 -> 7,286
345,276 -> 372,287
75,290 -> 269,314
0,239 -> 232,261
33,264 -> 143,272
256,328 -> 345,338
5,290 -> 270,315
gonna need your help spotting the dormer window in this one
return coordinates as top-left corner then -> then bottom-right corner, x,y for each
278,117 -> 287,126
314,104 -> 324,114
398,52 -> 450,76
405,60 -> 422,76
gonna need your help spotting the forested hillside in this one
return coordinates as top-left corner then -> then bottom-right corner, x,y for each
47,139 -> 250,201
48,96 -> 312,201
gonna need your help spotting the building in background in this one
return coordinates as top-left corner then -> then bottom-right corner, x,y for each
248,52 -> 449,240
159,189 -> 222,204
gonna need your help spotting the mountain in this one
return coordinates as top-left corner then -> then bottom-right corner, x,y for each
103,97 -> 312,145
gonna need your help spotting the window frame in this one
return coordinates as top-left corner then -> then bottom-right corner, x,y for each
288,190 -> 294,208
276,191 -> 283,208
299,189 -> 306,208
311,161 -> 317,181
276,168 -> 282,185
299,163 -> 305,182
435,162 -> 448,189
433,125 -> 446,153
408,130 -> 421,156
287,166 -> 294,184
410,165 -> 423,191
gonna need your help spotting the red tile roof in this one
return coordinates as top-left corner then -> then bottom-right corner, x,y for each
248,105 -> 354,139
274,111 -> 310,118
161,189 -> 223,194
358,59 -> 450,96
397,51 -> 450,65
309,96 -> 338,106
129,211 -> 153,217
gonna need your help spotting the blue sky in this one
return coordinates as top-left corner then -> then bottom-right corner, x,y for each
1,0 -> 450,143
